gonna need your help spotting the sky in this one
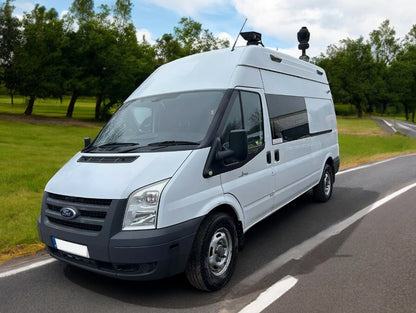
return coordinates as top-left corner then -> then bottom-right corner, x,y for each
10,0 -> 416,58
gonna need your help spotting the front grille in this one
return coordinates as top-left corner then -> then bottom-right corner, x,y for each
48,193 -> 112,206
45,193 -> 112,232
48,204 -> 107,219
48,217 -> 102,231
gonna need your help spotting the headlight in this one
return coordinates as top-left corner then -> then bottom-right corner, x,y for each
122,179 -> 169,230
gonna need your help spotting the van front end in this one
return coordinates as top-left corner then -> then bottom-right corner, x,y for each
37,191 -> 202,280
36,147 -> 204,280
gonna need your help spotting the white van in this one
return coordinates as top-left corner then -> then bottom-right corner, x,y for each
38,33 -> 339,291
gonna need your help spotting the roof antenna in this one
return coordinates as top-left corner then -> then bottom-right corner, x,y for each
231,18 -> 247,51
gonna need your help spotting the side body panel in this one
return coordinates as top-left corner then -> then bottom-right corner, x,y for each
260,69 -> 338,212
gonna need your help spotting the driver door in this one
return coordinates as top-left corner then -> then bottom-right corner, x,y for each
219,89 -> 274,228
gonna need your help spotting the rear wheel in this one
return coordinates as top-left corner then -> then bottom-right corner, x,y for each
186,213 -> 238,291
313,164 -> 333,202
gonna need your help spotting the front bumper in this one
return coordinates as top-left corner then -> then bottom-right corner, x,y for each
37,192 -> 203,280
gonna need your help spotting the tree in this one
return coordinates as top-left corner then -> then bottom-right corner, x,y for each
389,44 -> 416,121
0,0 -> 22,104
113,0 -> 132,28
316,37 -> 376,117
63,0 -> 155,120
403,24 -> 416,47
69,0 -> 94,24
156,33 -> 184,63
63,0 -> 96,118
14,5 -> 65,115
156,17 -> 229,63
369,20 -> 400,65
174,17 -> 229,54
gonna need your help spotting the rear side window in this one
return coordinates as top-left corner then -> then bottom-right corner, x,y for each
266,94 -> 309,143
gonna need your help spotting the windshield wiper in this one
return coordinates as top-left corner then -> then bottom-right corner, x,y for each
148,140 -> 200,147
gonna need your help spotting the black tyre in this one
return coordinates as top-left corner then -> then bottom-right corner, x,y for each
313,164 -> 333,202
185,213 -> 238,291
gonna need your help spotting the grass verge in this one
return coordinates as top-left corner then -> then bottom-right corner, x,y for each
337,117 -> 416,168
0,94 -> 96,120
0,116 -> 101,263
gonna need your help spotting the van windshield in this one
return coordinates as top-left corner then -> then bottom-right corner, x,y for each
90,90 -> 225,152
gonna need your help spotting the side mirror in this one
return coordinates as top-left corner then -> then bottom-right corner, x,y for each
229,129 -> 248,161
84,137 -> 91,148
216,129 -> 248,162
203,130 -> 248,178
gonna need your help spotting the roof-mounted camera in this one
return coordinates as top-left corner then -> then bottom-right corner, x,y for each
297,26 -> 310,62
241,31 -> 264,46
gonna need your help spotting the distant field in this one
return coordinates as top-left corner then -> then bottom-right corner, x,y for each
0,95 -> 97,120
0,108 -> 416,262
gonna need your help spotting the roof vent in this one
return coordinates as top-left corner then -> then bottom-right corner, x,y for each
241,31 -> 264,46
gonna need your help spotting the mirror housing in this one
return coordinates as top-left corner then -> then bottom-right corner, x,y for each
229,129 -> 248,161
84,137 -> 91,148
216,129 -> 248,162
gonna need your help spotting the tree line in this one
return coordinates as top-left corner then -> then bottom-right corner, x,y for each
0,0 -> 229,120
314,20 -> 416,121
1,0 -> 416,122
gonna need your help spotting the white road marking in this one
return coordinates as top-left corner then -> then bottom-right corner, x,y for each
381,118 -> 397,133
0,258 -> 56,278
236,181 -> 416,311
396,120 -> 416,131
238,275 -> 298,313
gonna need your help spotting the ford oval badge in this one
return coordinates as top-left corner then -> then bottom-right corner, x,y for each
60,207 -> 78,219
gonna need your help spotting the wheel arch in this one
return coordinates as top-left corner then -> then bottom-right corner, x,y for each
325,157 -> 336,182
204,204 -> 244,249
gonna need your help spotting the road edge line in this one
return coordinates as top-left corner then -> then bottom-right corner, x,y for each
0,258 -> 56,278
238,275 -> 298,313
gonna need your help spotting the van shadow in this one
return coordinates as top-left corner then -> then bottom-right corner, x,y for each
63,186 -> 379,310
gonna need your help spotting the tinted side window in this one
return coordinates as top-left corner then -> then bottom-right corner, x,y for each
221,90 -> 264,151
220,92 -> 243,149
266,94 -> 309,142
241,91 -> 264,149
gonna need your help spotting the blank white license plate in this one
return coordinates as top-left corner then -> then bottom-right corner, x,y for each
52,237 -> 90,258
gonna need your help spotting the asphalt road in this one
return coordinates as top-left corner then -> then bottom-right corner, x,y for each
374,117 -> 416,138
1,154 -> 416,313
394,119 -> 416,138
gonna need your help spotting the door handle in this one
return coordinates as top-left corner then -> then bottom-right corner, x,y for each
274,150 -> 280,162
266,151 -> 272,164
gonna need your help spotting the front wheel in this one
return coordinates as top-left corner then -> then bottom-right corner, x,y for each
313,164 -> 333,202
185,213 -> 238,291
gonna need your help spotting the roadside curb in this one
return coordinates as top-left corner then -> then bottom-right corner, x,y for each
0,250 -> 51,275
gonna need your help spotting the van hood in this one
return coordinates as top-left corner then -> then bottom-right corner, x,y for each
45,150 -> 192,199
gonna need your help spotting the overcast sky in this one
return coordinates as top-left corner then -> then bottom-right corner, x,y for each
11,0 -> 416,58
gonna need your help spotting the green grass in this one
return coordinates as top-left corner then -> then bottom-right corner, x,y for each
0,94 -> 96,120
0,112 -> 416,262
337,117 -> 416,167
0,117 -> 100,260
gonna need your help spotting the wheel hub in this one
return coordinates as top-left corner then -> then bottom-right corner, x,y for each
208,227 -> 233,276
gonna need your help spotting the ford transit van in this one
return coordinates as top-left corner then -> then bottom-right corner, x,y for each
38,32 -> 339,291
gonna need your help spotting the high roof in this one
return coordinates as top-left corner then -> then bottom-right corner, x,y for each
126,45 -> 328,101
